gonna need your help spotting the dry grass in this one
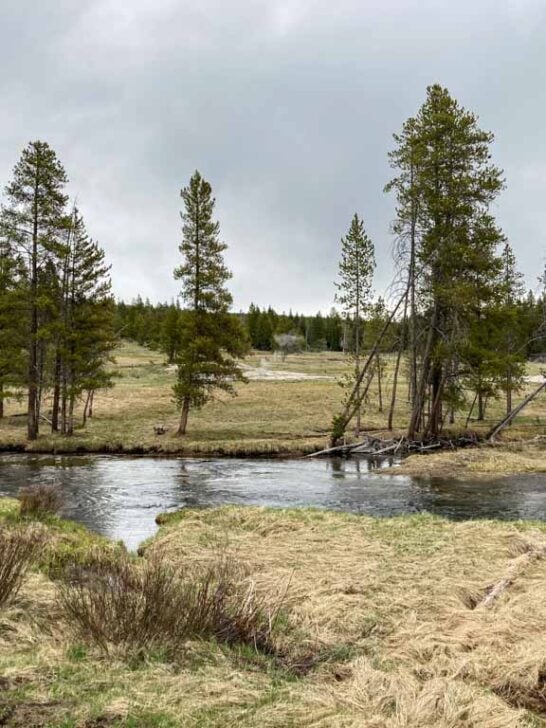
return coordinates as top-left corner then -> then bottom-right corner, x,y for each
3,504 -> 546,725
0,341 -> 543,461
396,442 -> 546,478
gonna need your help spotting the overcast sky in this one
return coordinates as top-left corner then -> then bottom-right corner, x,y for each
1,0 -> 545,313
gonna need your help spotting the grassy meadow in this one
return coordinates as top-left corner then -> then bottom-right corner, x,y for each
2,501 -> 546,726
0,341 -> 544,468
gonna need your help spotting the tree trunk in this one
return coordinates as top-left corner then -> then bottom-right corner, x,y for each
82,390 -> 91,426
408,304 -> 438,439
506,369 -> 512,417
51,350 -> 62,432
28,175 -> 39,441
354,307 -> 361,436
0,384 -> 4,419
409,160 -> 418,410
376,355 -> 383,412
427,363 -> 444,437
388,346 -> 403,430
67,395 -> 75,436
477,391 -> 485,421
177,397 -> 190,435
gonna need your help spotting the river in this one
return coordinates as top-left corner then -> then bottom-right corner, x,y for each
0,454 -> 544,550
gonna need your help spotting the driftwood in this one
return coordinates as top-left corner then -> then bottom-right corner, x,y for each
476,540 -> 546,609
307,433 -> 479,458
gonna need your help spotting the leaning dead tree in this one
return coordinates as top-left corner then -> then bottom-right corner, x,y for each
487,379 -> 546,442
331,287 -> 408,445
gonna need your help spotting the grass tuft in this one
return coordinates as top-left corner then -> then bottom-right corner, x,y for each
18,484 -> 62,519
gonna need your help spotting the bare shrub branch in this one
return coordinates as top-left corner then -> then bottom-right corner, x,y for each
0,527 -> 43,608
57,550 -> 287,658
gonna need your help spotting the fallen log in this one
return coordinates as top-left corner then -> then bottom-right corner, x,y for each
308,433 -> 480,459
476,540 -> 546,609
304,440 -> 370,458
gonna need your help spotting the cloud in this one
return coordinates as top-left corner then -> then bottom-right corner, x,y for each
1,0 -> 545,312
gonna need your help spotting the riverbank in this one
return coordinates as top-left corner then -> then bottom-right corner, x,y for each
0,342 -> 544,467
394,440 -> 546,478
1,502 -> 546,726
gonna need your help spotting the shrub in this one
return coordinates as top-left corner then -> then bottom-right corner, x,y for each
58,551 -> 286,658
18,484 -> 62,519
0,527 -> 42,608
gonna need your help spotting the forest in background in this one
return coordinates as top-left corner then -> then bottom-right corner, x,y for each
114,291 -> 546,359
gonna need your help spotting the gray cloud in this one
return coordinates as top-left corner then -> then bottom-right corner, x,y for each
1,0 -> 545,313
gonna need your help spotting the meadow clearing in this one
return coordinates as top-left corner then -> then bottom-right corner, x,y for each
0,342 -> 544,474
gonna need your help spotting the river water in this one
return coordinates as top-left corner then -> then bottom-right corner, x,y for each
0,455 -> 545,550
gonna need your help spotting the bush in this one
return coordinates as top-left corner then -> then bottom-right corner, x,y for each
0,527 -> 43,608
18,485 -> 62,519
58,551 -> 286,658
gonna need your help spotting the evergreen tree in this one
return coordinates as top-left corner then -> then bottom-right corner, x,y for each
387,85 -> 506,437
499,241 -> 526,416
246,303 -> 260,348
1,141 -> 68,439
173,171 -> 248,435
160,306 -> 183,363
335,213 -> 375,434
56,209 -> 116,435
0,236 -> 26,417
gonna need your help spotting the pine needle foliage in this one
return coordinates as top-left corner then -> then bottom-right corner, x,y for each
173,171 -> 248,435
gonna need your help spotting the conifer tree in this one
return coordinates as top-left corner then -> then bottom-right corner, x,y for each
1,141 -> 68,439
173,171 -> 248,435
335,214 -> 375,434
387,85 -> 506,437
0,236 -> 26,417
53,209 -> 115,435
499,241 -> 526,415
160,306 -> 183,363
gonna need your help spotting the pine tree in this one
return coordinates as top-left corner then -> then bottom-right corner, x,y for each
55,209 -> 115,435
499,241 -> 526,416
246,303 -> 260,348
160,306 -> 183,363
335,214 -> 375,434
387,86 -> 506,437
0,236 -> 26,417
1,141 -> 68,439
173,171 -> 248,435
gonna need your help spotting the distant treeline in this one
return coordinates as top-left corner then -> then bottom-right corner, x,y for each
115,293 -> 546,361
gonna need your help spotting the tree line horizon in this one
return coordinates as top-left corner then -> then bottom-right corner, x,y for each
2,83 -> 546,439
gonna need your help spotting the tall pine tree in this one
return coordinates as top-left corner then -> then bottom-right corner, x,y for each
173,171 -> 248,435
335,214 -> 375,434
1,141 -> 68,439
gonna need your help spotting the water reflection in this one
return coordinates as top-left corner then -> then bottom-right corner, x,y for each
0,455 -> 544,550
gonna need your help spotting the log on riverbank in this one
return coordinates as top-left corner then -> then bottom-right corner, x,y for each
306,433 -> 480,459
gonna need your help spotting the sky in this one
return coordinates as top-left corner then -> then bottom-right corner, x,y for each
1,0 -> 545,314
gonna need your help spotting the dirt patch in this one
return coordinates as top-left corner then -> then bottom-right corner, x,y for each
240,364 -> 334,381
